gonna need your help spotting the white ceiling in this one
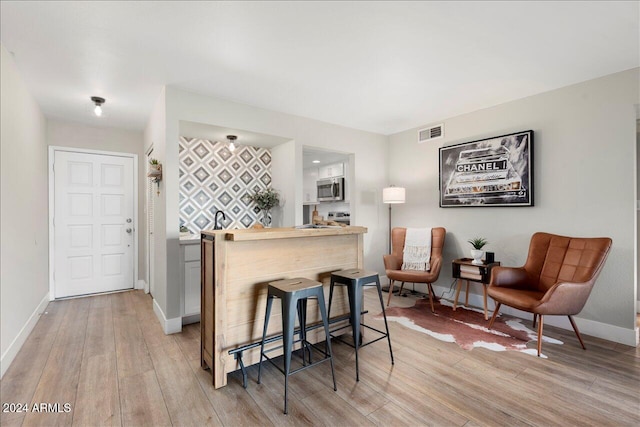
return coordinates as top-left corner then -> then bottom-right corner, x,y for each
303,147 -> 350,170
1,2 -> 638,135
180,121 -> 290,148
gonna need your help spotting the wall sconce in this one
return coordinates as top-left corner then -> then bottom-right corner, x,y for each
91,96 -> 105,117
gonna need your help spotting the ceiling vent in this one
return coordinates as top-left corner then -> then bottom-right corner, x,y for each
418,124 -> 444,143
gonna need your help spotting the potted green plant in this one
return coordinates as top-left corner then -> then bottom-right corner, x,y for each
249,187 -> 280,227
468,237 -> 488,265
148,158 -> 162,176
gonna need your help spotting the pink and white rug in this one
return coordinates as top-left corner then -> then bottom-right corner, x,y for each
377,298 -> 563,357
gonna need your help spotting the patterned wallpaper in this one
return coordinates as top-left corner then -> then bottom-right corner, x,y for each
179,137 -> 272,232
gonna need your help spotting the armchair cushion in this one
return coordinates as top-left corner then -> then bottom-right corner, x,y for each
485,287 -> 546,312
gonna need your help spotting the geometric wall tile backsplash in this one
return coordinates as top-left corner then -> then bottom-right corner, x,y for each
179,137 -> 272,232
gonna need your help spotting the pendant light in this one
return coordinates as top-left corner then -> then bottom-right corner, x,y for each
227,135 -> 237,152
91,96 -> 105,117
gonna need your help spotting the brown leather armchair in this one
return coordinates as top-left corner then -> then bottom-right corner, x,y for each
383,227 -> 446,311
488,232 -> 612,356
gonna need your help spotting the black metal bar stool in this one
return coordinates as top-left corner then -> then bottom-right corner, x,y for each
258,278 -> 337,414
328,268 -> 394,381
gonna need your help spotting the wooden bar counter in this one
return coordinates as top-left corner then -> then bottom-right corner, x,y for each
200,226 -> 367,388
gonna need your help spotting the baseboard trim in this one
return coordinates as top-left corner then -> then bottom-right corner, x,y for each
152,299 -> 182,335
499,305 -> 638,347
1,292 -> 50,378
429,283 -> 638,347
182,313 -> 200,325
136,279 -> 146,290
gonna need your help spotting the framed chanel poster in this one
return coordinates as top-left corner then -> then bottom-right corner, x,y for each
439,130 -> 533,207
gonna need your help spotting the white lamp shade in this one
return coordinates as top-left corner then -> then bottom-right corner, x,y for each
383,187 -> 405,204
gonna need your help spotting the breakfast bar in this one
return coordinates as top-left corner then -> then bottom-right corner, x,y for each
200,226 -> 367,388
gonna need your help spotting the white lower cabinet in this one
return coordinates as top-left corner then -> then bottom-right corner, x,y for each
182,242 -> 201,323
184,260 -> 201,317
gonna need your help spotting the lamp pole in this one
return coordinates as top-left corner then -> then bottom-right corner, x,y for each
382,186 -> 405,293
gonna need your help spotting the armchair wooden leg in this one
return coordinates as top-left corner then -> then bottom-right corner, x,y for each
386,280 -> 395,306
488,302 -> 501,329
398,282 -> 405,297
568,315 -> 587,350
537,315 -> 544,357
426,283 -> 435,313
533,314 -> 537,329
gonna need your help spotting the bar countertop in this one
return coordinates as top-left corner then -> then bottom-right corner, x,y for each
201,225 -> 367,242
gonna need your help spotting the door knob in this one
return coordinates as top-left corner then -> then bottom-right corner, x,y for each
126,228 -> 132,234
126,218 -> 132,223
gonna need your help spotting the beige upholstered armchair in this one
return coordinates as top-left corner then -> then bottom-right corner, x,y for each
488,232 -> 612,356
383,227 -> 446,312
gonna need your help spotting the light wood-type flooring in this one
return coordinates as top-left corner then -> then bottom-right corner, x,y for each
1,289 -> 638,426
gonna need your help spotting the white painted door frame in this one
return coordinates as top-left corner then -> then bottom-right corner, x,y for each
48,146 -> 139,300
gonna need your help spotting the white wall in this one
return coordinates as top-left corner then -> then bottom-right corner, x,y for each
47,120 -> 146,280
389,68 -> 639,344
637,123 -> 640,313
0,45 -> 49,377
143,86 -> 389,327
143,88 -> 170,329
271,140 -> 300,227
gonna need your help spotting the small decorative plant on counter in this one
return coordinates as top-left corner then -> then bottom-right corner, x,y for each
468,237 -> 488,265
249,187 -> 280,227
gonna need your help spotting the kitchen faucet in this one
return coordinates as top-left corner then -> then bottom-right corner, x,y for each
214,210 -> 226,230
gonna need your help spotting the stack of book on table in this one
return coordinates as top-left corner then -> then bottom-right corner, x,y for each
460,264 -> 482,281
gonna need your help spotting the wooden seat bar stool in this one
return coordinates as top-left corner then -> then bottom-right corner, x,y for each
328,269 -> 394,381
258,278 -> 337,414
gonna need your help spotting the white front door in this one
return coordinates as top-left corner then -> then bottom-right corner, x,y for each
53,150 -> 135,298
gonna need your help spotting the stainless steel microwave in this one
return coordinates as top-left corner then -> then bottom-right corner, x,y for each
317,178 -> 344,202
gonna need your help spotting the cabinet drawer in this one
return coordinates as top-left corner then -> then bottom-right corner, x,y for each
184,244 -> 201,262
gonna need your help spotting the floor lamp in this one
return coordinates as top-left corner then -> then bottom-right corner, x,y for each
382,186 -> 405,292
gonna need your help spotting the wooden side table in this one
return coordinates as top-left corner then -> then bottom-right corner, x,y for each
451,258 -> 500,320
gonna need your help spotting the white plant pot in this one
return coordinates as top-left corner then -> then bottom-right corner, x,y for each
470,249 -> 484,265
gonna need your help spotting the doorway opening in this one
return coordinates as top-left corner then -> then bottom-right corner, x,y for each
302,147 -> 354,226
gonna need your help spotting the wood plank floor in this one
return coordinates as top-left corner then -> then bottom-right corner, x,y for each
1,289 -> 638,426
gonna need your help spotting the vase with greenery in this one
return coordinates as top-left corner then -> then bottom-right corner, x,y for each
249,187 -> 280,227
467,237 -> 488,265
148,158 -> 161,174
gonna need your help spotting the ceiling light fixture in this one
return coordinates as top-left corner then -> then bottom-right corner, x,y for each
312,160 -> 320,164
227,135 -> 237,152
91,96 -> 105,117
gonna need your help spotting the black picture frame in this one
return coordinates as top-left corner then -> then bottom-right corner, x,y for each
439,130 -> 534,207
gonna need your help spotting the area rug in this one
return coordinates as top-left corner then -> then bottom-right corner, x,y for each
377,298 -> 563,357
